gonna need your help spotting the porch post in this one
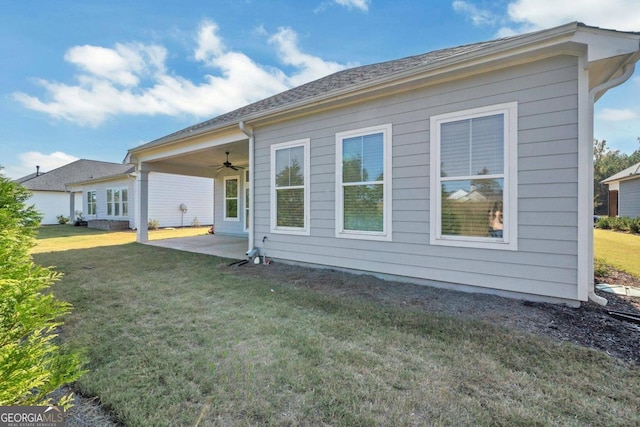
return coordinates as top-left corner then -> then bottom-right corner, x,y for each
69,191 -> 75,222
136,169 -> 149,242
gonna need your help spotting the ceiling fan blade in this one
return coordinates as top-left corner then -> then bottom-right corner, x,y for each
216,165 -> 225,171
230,166 -> 239,171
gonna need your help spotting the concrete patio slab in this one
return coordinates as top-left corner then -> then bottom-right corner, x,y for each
146,234 -> 248,260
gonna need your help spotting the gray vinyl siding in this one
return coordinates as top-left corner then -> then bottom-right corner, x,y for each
620,179 -> 640,217
252,55 -> 580,301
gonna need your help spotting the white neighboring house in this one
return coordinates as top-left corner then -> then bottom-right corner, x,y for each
15,159 -> 214,228
15,160 -> 132,225
68,170 -> 214,230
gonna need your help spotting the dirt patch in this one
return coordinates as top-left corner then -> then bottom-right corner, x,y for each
229,260 -> 640,365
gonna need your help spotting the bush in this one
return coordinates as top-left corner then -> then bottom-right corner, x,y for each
611,216 -> 630,231
596,216 -> 611,229
191,217 -> 201,227
148,219 -> 160,230
56,214 -> 70,225
594,257 -> 612,277
630,218 -> 640,234
0,172 -> 85,407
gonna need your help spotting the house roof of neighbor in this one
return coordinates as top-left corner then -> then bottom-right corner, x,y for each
602,162 -> 640,184
17,160 -> 134,192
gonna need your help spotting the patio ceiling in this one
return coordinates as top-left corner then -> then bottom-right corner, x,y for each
137,138 -> 249,178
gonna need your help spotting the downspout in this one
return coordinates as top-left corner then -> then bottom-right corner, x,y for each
239,121 -> 255,252
587,56 -> 639,306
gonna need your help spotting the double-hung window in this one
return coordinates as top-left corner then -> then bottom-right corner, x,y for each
430,102 -> 517,250
244,170 -> 250,232
271,139 -> 310,235
336,124 -> 392,241
107,188 -> 128,217
224,176 -> 239,221
87,190 -> 96,215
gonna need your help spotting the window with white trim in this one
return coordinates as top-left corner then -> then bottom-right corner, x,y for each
244,169 -> 250,232
271,139 -> 310,235
87,190 -> 96,216
430,102 -> 518,250
106,188 -> 128,217
336,124 -> 392,241
224,176 -> 239,221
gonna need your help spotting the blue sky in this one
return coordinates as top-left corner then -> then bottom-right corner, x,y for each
2,0 -> 639,179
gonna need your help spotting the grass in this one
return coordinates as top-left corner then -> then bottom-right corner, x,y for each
33,225 -> 210,254
594,228 -> 640,277
33,227 -> 640,426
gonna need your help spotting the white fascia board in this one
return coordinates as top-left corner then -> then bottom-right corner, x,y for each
572,29 -> 640,63
131,129 -> 246,163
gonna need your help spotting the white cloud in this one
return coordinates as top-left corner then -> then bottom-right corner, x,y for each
2,151 -> 79,180
499,0 -> 640,35
452,1 -> 496,26
334,0 -> 370,12
314,0 -> 370,13
12,20 -> 351,127
597,108 -> 639,122
268,27 -> 351,87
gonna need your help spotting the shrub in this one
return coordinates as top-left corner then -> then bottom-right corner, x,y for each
148,219 -> 160,230
630,218 -> 640,234
56,214 -> 70,225
596,216 -> 611,229
191,217 -> 201,227
614,216 -> 632,231
0,172 -> 85,407
594,257 -> 612,277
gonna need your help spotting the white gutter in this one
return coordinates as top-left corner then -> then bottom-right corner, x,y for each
587,54 -> 639,306
239,121 -> 255,252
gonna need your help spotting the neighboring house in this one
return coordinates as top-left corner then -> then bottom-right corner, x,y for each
15,159 -> 214,228
67,171 -> 214,230
125,22 -> 640,306
15,160 -> 132,225
602,162 -> 640,217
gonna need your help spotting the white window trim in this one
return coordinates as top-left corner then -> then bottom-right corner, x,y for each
223,176 -> 240,221
429,102 -> 518,251
335,123 -> 393,241
86,190 -> 97,217
244,169 -> 250,232
270,139 -> 311,235
106,187 -> 129,218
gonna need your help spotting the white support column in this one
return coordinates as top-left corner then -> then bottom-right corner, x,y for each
136,169 -> 150,242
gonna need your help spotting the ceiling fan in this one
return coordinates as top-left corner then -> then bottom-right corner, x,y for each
215,151 -> 244,172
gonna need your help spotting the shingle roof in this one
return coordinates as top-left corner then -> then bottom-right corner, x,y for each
17,160 -> 134,191
602,162 -> 640,183
131,28 -> 539,152
14,172 -> 42,184
129,22 -> 639,155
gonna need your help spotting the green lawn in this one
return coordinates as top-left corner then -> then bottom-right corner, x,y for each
33,225 -> 209,254
594,229 -> 640,277
34,228 -> 640,426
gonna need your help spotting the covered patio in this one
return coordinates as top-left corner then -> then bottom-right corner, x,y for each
146,234 -> 248,260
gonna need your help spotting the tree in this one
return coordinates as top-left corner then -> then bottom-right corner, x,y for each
0,169 -> 85,407
593,139 -> 640,214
